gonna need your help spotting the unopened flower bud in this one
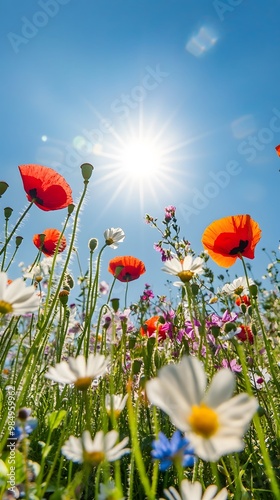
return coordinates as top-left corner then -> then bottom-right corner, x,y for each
38,234 -> 46,247
65,274 -> 74,289
257,406 -> 265,417
111,298 -> 119,312
81,163 -> 94,181
88,238 -> 98,252
211,326 -> 221,338
68,204 -> 75,215
251,323 -> 258,336
59,289 -> 69,305
224,322 -> 236,333
249,284 -> 258,298
4,207 -> 13,219
240,303 -> 247,314
15,236 -> 23,247
0,181 -> 9,197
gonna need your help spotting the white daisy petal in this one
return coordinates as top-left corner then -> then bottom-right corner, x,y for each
163,480 -> 228,500
0,272 -> 40,316
45,354 -> 110,388
203,369 -> 236,408
146,355 -> 258,462
62,430 -> 129,465
61,435 -> 83,463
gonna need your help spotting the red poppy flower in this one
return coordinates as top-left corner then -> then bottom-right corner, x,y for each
33,228 -> 67,256
140,315 -> 168,341
19,164 -> 73,211
235,295 -> 250,307
201,214 -> 262,268
275,145 -> 280,157
108,256 -> 146,282
236,324 -> 254,344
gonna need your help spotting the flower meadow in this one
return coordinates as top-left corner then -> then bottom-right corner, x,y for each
0,164 -> 279,500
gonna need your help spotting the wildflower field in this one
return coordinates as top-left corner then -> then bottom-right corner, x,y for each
0,163 -> 279,500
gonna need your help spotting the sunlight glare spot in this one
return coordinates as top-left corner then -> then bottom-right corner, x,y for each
120,139 -> 161,178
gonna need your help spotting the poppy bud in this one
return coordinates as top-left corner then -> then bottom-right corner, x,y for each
38,234 -> 46,247
257,406 -> 265,417
65,274 -> 74,289
247,305 -> 253,317
68,204 -> 75,215
251,323 -> 258,336
249,284 -> 258,298
88,238 -> 98,252
240,303 -> 247,314
4,207 -> 13,219
111,298 -> 119,312
15,236 -> 23,247
211,326 -> 221,338
224,322 -> 236,333
0,181 -> 9,197
80,163 -> 94,181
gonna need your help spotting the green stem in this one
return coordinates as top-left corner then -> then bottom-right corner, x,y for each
127,382 -> 154,500
0,201 -> 34,256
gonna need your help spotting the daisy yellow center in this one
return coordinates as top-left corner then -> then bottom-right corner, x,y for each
83,450 -> 105,465
107,408 -> 122,418
234,286 -> 244,295
0,301 -> 13,314
74,376 -> 93,390
106,238 -> 114,245
188,403 -> 219,438
177,270 -> 194,283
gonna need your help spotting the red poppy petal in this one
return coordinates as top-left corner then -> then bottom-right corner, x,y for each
33,228 -> 67,256
19,164 -> 73,211
108,256 -> 146,282
202,214 -> 261,267
205,249 -> 238,268
275,145 -> 280,157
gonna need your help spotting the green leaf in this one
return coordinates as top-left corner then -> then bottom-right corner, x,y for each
47,410 -> 67,431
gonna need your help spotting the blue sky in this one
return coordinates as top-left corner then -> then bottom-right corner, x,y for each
1,0 -> 280,304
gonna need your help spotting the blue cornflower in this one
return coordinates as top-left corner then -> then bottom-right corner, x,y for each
151,430 -> 195,471
11,417 -> 38,442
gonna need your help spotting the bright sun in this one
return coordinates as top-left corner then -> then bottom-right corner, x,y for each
80,116 -> 194,213
120,139 -> 162,178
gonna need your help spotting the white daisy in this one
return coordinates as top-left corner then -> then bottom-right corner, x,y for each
221,277 -> 254,296
162,479 -> 228,500
45,353 -> 110,390
23,265 -> 42,282
146,356 -> 258,462
104,228 -> 125,249
105,393 -> 128,418
61,430 -> 130,464
0,272 -> 40,316
162,254 -> 204,286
